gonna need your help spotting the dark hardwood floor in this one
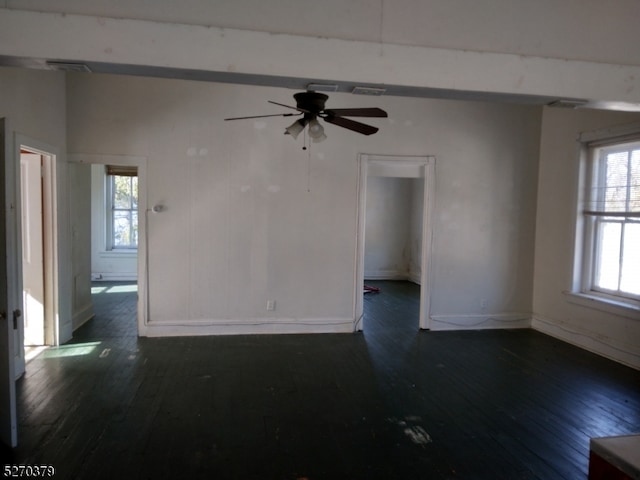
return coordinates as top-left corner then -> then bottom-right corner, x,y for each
2,280 -> 639,479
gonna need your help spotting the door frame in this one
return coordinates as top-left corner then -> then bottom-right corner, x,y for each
354,154 -> 436,331
1,117 -> 18,447
67,153 -> 147,335
18,140 -> 59,346
14,137 -> 60,379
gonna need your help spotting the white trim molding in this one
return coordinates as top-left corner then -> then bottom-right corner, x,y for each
430,313 -> 531,331
140,317 -> 355,337
564,291 -> 640,320
532,314 -> 640,370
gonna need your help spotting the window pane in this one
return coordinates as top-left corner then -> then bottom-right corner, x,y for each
132,177 -> 138,209
594,221 -> 621,291
132,211 -> 139,245
631,149 -> 640,213
604,152 -> 628,212
113,211 -> 132,247
582,141 -> 640,304
109,173 -> 138,249
114,176 -> 133,209
620,222 -> 640,295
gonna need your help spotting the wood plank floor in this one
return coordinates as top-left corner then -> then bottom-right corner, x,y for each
2,280 -> 639,479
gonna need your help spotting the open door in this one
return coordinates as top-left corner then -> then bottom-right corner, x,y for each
21,153 -> 46,348
1,118 -> 19,447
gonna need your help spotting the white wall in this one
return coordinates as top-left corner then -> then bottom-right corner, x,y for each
0,67 -> 72,344
66,73 -> 541,335
533,107 -> 640,369
90,164 -> 138,281
364,177 -> 423,283
68,162 -> 93,330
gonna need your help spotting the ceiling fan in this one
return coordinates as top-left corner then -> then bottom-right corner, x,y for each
224,91 -> 387,142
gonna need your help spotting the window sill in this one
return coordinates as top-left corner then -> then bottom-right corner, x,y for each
564,291 -> 640,320
98,250 -> 138,258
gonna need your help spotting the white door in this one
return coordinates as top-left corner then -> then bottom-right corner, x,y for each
1,118 -> 19,447
21,153 -> 45,347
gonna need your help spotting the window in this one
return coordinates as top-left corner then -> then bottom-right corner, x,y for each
106,165 -> 138,250
579,135 -> 640,307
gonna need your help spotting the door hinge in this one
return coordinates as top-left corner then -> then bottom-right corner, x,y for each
13,309 -> 21,330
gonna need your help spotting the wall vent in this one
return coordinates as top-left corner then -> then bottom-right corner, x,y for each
306,83 -> 339,92
547,99 -> 587,109
46,61 -> 92,73
352,86 -> 386,96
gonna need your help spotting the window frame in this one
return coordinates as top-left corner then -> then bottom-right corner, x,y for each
570,123 -> 640,315
105,166 -> 138,251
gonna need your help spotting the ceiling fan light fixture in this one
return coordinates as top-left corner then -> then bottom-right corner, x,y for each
311,132 -> 327,143
285,119 -> 307,139
228,91 -> 387,139
308,118 -> 326,142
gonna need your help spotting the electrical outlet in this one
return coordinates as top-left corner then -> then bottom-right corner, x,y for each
266,300 -> 276,311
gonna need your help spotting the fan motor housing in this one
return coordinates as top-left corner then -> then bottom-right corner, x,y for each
295,91 -> 328,114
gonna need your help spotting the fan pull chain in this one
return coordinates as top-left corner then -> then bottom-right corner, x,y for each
307,141 -> 312,193
300,128 -> 311,192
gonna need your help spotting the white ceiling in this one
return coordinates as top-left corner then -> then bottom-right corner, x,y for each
1,1 -> 639,110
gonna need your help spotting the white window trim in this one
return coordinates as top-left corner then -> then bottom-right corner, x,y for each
564,291 -> 640,320
106,171 -> 138,251
570,122 -> 640,317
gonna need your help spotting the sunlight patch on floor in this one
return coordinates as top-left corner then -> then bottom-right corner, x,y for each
25,346 -> 48,362
91,284 -> 137,294
41,341 -> 102,358
106,284 -> 137,293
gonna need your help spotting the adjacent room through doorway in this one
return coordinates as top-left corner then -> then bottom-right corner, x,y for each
356,154 -> 435,333
363,176 -> 424,331
87,164 -> 139,337
68,153 -> 146,339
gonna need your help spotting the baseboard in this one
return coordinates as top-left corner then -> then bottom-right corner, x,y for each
429,312 -> 531,330
364,270 -> 409,281
72,302 -> 95,331
139,317 -> 356,337
364,272 -> 422,285
532,315 -> 640,370
91,273 -> 137,281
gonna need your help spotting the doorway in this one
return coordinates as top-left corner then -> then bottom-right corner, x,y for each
90,163 -> 139,336
355,154 -> 435,331
67,153 -> 147,337
18,141 -> 58,370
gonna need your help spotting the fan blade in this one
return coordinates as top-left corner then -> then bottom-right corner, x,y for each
324,107 -> 387,118
323,115 -> 379,135
224,112 -> 300,121
268,100 -> 311,114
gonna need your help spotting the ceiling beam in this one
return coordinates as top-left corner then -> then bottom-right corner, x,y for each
1,8 -> 639,109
